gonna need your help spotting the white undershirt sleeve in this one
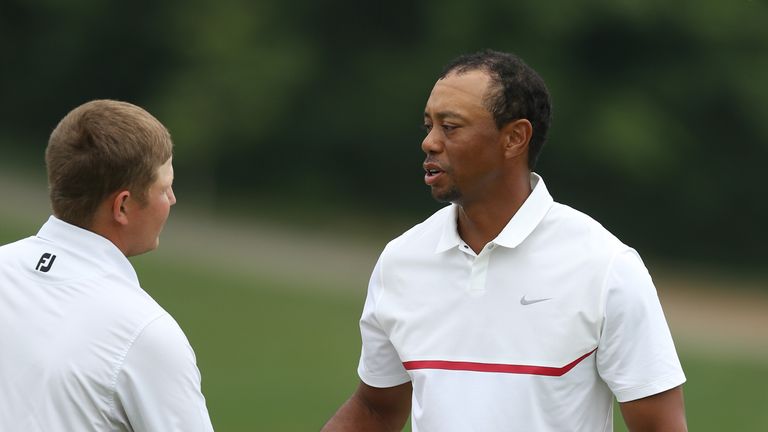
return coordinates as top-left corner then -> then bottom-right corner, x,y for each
114,314 -> 214,431
596,249 -> 687,402
357,256 -> 411,388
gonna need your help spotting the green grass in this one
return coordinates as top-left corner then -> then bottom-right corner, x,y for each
130,257 -> 365,430
3,222 -> 768,430
612,353 -> 768,431
137,258 -> 768,431
677,354 -> 768,430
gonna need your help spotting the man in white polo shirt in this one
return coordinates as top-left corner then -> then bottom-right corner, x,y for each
323,50 -> 687,431
0,100 -> 214,431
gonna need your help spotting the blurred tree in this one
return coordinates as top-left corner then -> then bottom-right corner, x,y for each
1,0 -> 766,268
0,0 -> 179,158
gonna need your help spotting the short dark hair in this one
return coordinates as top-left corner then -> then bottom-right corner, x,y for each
46,100 -> 173,228
439,49 -> 552,169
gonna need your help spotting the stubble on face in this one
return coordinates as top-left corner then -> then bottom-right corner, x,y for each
431,182 -> 461,203
422,70 -> 497,206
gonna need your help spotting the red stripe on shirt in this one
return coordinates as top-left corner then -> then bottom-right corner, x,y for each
402,348 -> 596,377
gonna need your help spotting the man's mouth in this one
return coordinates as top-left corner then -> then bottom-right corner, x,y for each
424,163 -> 444,185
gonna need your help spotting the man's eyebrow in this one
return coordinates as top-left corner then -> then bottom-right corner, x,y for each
423,110 -> 468,122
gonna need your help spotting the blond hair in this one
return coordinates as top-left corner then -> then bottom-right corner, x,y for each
46,100 -> 173,227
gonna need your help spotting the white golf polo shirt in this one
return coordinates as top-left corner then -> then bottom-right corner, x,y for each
0,216 -> 213,432
358,174 -> 686,431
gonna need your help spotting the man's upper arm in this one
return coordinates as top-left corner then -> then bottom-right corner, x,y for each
355,381 -> 413,427
322,381 -> 412,431
619,386 -> 687,431
114,314 -> 213,432
358,256 -> 411,387
597,249 -> 686,402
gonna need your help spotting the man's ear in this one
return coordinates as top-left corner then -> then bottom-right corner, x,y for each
501,119 -> 532,160
111,190 -> 131,225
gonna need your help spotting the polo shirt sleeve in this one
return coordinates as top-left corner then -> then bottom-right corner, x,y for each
357,256 -> 411,388
596,249 -> 687,403
114,314 -> 214,431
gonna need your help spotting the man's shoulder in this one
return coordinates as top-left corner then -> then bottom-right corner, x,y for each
1,231 -> 165,316
0,235 -> 49,273
0,235 -> 36,253
544,201 -> 628,250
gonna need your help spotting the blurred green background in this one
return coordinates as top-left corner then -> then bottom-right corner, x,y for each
2,0 -> 768,430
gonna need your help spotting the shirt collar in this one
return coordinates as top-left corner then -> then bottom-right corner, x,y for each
434,173 -> 554,253
36,215 -> 140,284
435,205 -> 461,253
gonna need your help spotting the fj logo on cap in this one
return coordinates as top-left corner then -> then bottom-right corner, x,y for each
35,253 -> 57,273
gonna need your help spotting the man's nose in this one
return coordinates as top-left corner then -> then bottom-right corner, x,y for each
421,129 -> 442,154
168,187 -> 177,206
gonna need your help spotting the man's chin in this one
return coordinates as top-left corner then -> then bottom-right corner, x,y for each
125,239 -> 160,258
431,187 -> 461,204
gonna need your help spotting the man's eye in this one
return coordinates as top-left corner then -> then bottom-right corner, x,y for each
442,124 -> 457,132
422,123 -> 433,133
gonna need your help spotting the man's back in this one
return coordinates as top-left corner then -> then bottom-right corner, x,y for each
0,217 -> 212,431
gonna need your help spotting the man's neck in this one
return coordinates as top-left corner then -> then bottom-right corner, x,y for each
456,176 -> 532,254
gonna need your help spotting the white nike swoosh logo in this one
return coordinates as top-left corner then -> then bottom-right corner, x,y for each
520,295 -> 552,305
